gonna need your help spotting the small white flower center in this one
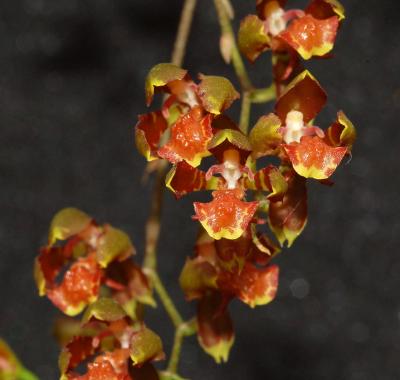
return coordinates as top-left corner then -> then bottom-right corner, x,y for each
283,110 -> 305,144
182,87 -> 199,108
267,8 -> 286,36
222,159 -> 242,189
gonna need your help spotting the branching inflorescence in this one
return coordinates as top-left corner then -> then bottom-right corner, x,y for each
1,1 -> 356,379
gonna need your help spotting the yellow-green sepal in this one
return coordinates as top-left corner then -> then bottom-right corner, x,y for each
48,207 -> 92,245
145,63 -> 187,105
198,75 -> 239,115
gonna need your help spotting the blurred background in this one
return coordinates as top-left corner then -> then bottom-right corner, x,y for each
1,0 -> 399,379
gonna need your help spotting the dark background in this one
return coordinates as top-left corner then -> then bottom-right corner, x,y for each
1,0 -> 399,379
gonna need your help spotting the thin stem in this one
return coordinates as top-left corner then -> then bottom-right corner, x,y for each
171,0 -> 198,66
143,162 -> 167,271
168,328 -> 184,373
271,53 -> 282,98
250,84 -> 276,103
239,91 -> 251,134
147,269 -> 184,328
167,319 -> 197,373
213,0 -> 252,91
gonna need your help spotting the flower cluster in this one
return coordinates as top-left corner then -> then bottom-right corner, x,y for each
58,298 -> 164,379
35,208 -> 154,317
24,0 -> 356,377
136,64 -> 355,247
134,0 -> 355,364
34,208 -> 164,379
136,63 -> 289,241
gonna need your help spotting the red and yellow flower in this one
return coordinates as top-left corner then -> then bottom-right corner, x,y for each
179,228 -> 280,362
238,0 -> 345,86
248,70 -> 355,246
249,70 -> 355,182
136,63 -> 239,166
134,61 -> 356,364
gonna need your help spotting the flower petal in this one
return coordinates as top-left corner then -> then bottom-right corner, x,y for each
214,235 -> 252,273
78,349 -> 131,380
130,326 -> 165,366
82,298 -> 127,324
158,108 -> 213,167
197,292 -> 234,364
96,225 -> 135,268
306,0 -> 345,21
249,113 -> 282,158
238,15 -> 270,62
325,110 -> 356,150
265,166 -> 289,201
135,111 -> 168,161
275,70 -> 327,123
198,75 -> 240,115
245,165 -> 288,202
53,316 -> 99,346
165,161 -> 221,199
208,128 -> 251,164
35,246 -> 69,297
209,129 -> 251,151
193,190 -> 258,240
195,228 -> 219,263
284,136 -> 347,179
47,254 -> 102,316
145,63 -> 188,106
106,260 -> 156,314
272,48 -> 300,84
179,257 -> 218,300
249,232 -> 280,264
48,207 -> 92,245
215,228 -> 279,270
234,264 -> 279,308
279,14 -> 339,60
269,172 -> 307,247
59,336 -> 97,377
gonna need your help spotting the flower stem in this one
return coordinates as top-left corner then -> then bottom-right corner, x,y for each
167,318 -> 197,373
250,84 -> 276,103
143,162 -> 167,271
147,269 -> 184,328
239,91 -> 251,134
171,0 -> 198,66
213,0 -> 252,91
